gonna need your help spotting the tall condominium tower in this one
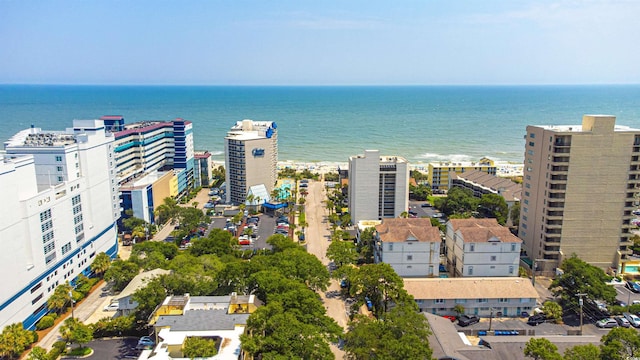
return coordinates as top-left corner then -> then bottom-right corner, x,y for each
519,115 -> 640,272
1,120 -> 119,330
348,150 -> 409,223
224,120 -> 278,205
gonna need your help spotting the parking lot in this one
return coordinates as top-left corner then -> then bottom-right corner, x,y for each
207,213 -> 277,251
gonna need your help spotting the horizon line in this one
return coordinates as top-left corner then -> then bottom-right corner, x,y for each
1,82 -> 640,87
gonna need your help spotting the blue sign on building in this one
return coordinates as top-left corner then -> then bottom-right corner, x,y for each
252,148 -> 265,157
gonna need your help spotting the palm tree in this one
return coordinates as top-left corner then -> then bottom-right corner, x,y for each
91,252 -> 111,278
47,282 -> 73,314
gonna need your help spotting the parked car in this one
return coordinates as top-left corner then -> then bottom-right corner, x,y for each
627,280 -> 640,293
442,315 -> 457,322
365,297 -> 373,311
137,336 -> 155,349
623,312 -> 640,327
616,316 -> 631,328
421,203 -> 432,207
596,318 -> 619,328
527,314 -> 546,326
520,311 -> 530,318
103,302 -> 119,312
458,315 -> 480,327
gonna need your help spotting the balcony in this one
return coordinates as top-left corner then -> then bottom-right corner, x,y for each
544,236 -> 562,245
553,147 -> 571,154
552,156 -> 570,163
550,166 -> 569,174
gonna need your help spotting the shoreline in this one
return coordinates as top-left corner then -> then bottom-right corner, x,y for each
212,159 -> 524,177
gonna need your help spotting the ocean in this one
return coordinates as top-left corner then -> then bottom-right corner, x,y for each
2,85 -> 640,166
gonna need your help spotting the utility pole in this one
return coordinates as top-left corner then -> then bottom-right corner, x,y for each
489,307 -> 494,331
576,293 -> 587,335
69,290 -> 75,319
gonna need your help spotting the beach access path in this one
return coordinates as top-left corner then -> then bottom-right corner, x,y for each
303,179 -> 348,359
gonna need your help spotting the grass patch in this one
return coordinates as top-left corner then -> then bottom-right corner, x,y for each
67,346 -> 92,356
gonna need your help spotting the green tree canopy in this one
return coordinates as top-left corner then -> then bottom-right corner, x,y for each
183,337 -> 218,359
510,202 -> 521,228
189,229 -> 236,257
600,327 -> 640,360
59,317 -> 93,349
344,302 -> 432,360
266,234 -> 301,253
523,338 -> 562,360
91,252 -> 111,277
541,301 -> 563,323
434,187 -> 479,217
327,239 -> 358,267
549,255 -> 616,311
478,193 -> 509,225
104,260 -> 140,291
131,279 -> 166,322
241,302 -> 337,360
0,323 -> 38,359
47,282 -> 73,314
563,344 -> 600,360
348,263 -> 408,318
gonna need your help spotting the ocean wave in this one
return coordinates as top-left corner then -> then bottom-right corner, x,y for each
415,153 -> 474,162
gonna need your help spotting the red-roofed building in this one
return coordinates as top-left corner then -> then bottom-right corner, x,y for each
445,218 -> 521,277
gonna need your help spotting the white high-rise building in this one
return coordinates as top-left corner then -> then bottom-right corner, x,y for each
348,150 -> 409,223
0,120 -> 119,330
224,120 -> 278,205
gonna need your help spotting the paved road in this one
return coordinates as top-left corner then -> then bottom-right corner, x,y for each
304,179 -> 348,359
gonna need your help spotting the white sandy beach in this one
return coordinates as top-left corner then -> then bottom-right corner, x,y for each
213,159 -> 523,177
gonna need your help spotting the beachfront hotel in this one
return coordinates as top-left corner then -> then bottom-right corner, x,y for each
224,120 -> 278,205
348,150 -> 409,223
519,115 -> 640,272
0,120 -> 119,330
106,116 -> 195,222
427,158 -> 496,191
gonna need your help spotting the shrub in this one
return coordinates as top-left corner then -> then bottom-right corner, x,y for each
52,340 -> 67,354
36,315 -> 55,330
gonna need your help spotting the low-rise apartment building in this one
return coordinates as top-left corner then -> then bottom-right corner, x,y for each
446,218 -> 521,277
374,218 -> 441,277
142,293 -> 261,360
404,277 -> 538,317
449,169 -> 522,209
428,158 -> 496,191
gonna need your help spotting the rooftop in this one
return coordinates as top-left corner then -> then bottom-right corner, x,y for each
375,218 -> 440,243
429,157 -> 495,168
5,128 -> 77,148
449,218 -> 521,243
451,170 -> 522,202
155,309 -> 250,332
404,277 -> 538,300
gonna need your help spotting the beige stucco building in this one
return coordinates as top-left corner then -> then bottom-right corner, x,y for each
225,120 -> 278,205
427,158 -> 496,191
519,115 -> 640,272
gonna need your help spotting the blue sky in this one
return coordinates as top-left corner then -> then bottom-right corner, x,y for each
1,0 -> 638,85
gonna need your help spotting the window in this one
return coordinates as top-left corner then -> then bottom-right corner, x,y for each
477,298 -> 488,303
57,176 -> 63,182
61,242 -> 72,255
57,166 -> 63,172
509,266 -> 514,274
388,243 -> 393,251
511,243 -> 516,252
529,141 -> 535,147
468,266 -> 473,275
469,244 -> 475,251
407,255 -> 413,261
490,256 -> 497,261
525,183 -> 531,189
527,150 -> 534,156
434,299 -> 445,304
55,156 -> 62,161
530,133 -> 535,138
40,210 -> 52,222
30,282 -> 42,293
455,299 -> 467,304
499,298 -> 509,303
